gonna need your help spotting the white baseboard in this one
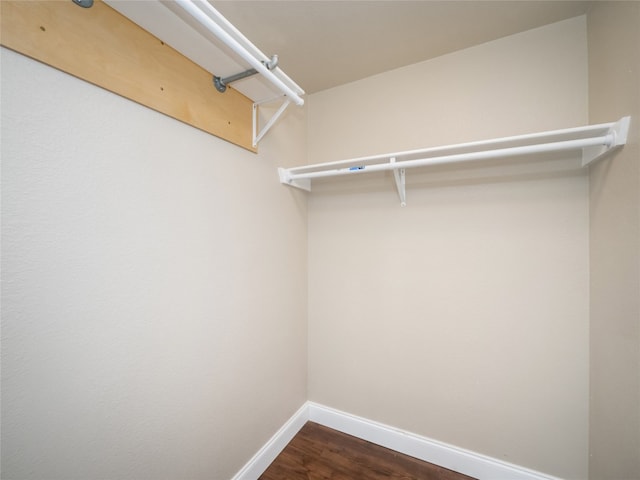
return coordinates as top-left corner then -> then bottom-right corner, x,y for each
232,401 -> 563,480
307,402 -> 562,480
231,402 -> 309,480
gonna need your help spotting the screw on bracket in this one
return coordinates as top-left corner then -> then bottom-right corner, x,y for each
72,0 -> 94,8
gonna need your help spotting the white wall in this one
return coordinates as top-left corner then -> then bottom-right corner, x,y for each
0,47 -> 308,480
587,3 -> 640,479
307,16 -> 589,479
8,10 -> 632,480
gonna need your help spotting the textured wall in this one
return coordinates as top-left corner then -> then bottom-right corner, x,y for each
0,47 -> 308,480
587,2 -> 640,479
307,17 -> 589,479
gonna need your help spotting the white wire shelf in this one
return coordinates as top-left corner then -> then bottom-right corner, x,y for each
279,116 -> 630,206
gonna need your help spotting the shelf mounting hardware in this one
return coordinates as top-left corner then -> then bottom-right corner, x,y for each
391,158 -> 407,207
72,0 -> 94,7
214,55 -> 279,93
173,0 -> 304,107
167,0 -> 305,147
581,115 -> 630,166
253,95 -> 291,147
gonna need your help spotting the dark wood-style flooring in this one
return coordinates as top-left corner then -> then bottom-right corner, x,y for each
259,422 -> 477,480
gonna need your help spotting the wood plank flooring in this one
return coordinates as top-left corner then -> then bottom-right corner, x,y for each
259,422 -> 477,480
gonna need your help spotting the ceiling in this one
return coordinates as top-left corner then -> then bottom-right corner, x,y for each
211,1 -> 592,94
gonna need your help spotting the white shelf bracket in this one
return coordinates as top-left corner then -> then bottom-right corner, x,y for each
278,167 -> 311,192
582,116 -> 631,166
253,97 -> 291,147
391,157 -> 406,207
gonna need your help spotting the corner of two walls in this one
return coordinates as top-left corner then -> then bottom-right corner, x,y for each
587,2 -> 640,479
0,47 -> 308,479
306,15 -> 590,479
5,6 -> 638,479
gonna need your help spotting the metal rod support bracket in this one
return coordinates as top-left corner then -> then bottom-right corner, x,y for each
581,116 -> 630,166
72,0 -> 94,7
214,55 -> 278,93
279,167 -> 311,191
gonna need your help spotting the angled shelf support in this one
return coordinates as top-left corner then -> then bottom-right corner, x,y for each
254,96 -> 292,147
171,0 -> 305,148
391,158 -> 406,207
278,116 -> 631,206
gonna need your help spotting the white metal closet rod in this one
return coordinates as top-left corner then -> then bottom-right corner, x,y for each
293,121 -> 617,172
279,117 -> 630,205
174,0 -> 305,106
196,1 -> 304,96
286,135 -> 612,181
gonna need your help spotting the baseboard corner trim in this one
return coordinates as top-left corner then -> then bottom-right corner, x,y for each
306,402 -> 563,480
231,402 -> 309,480
231,401 -> 563,480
